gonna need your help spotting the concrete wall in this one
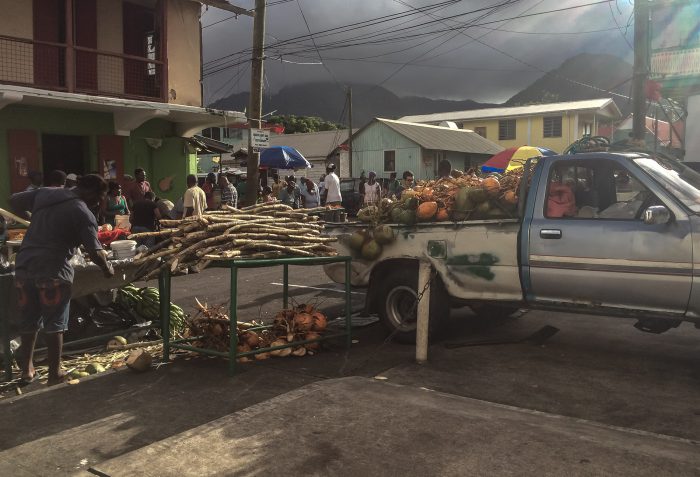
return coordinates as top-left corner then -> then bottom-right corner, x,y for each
166,0 -> 202,107
0,0 -> 33,84
96,0 -> 124,94
351,122 -> 421,180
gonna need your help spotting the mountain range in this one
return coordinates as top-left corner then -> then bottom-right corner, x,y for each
208,53 -> 633,125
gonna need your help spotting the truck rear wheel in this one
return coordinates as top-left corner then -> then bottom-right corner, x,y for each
376,268 -> 449,344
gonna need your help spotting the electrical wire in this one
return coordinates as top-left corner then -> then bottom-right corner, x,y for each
608,0 -> 634,50
367,0 -> 630,101
296,0 -> 343,89
203,0 -> 478,67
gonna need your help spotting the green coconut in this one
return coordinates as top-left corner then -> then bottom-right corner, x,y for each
403,197 -> 419,210
454,187 -> 474,212
373,225 -> 395,244
390,207 -> 404,223
399,209 -> 416,225
467,187 -> 488,204
451,211 -> 468,222
475,201 -> 492,218
85,363 -> 106,375
357,206 -> 378,223
361,240 -> 383,261
348,231 -> 367,251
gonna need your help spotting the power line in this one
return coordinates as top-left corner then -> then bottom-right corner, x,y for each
295,0 -> 343,88
203,0 -> 521,76
240,0 -> 616,68
201,0 -> 295,30
396,0 -> 630,100
365,0 -> 523,93
608,0 -> 634,49
203,0 -> 473,66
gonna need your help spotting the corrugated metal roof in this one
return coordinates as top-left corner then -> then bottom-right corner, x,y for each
269,129 -> 355,159
399,98 -> 621,123
376,118 -> 503,155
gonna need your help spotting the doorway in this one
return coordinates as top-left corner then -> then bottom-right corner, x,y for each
41,134 -> 88,181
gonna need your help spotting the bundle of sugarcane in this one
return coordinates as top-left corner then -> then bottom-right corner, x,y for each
128,203 -> 339,280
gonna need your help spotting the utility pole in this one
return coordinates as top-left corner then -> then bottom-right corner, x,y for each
632,0 -> 649,141
347,87 -> 353,178
246,0 -> 266,206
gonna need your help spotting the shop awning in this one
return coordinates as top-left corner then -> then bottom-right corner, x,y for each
0,85 -> 246,137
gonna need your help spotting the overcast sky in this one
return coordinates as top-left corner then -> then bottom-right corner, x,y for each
200,0 -> 635,105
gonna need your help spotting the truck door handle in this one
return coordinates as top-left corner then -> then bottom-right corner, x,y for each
540,229 -> 562,239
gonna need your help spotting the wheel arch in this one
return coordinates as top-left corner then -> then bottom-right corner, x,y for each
366,258 -> 419,314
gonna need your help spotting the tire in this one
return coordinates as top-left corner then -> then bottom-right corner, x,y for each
375,268 -> 450,344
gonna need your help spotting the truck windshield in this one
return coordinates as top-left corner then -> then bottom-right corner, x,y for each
634,156 -> 700,213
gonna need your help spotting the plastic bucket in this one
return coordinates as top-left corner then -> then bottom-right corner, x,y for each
111,240 -> 137,259
115,215 -> 131,231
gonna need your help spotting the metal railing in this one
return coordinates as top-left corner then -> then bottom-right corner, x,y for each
0,34 -> 166,101
651,47 -> 700,78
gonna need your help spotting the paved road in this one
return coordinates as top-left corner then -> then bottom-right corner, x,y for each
3,265 -> 700,475
168,266 -> 700,441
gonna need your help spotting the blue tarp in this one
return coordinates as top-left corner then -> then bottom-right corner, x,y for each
260,146 -> 312,169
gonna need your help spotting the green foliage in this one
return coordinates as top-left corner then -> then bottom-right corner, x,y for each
267,114 -> 343,134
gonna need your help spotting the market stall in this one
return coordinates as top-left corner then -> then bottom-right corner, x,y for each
159,255 -> 352,376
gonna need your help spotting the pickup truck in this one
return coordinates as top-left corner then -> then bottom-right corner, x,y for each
323,152 -> 700,342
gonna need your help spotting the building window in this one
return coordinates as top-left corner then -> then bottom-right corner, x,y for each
583,123 -> 592,136
211,128 -> 221,141
384,150 -> 396,172
498,120 -> 516,140
474,126 -> 487,138
543,116 -> 562,138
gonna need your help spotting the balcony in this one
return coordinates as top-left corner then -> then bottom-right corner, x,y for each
0,34 -> 165,102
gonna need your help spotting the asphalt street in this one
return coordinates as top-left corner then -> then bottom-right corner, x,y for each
2,265 -> 700,475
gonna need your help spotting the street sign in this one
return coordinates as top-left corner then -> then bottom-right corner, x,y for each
250,128 -> 270,149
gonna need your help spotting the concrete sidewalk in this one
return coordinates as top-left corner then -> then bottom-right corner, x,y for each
89,376 -> 700,477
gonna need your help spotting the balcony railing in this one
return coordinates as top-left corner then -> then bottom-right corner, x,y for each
0,34 -> 166,102
651,47 -> 700,79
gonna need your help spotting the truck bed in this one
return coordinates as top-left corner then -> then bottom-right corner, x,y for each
324,219 -> 523,302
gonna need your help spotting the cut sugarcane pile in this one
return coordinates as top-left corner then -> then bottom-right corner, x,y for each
129,203 -> 338,280
184,300 -> 328,361
357,168 -> 525,225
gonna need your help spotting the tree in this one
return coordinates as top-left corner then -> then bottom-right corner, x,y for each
267,114 -> 343,134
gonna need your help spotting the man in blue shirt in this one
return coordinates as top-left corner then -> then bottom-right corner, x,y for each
10,174 -> 114,385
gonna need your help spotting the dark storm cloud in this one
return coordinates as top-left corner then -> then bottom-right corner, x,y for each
200,0 -> 634,104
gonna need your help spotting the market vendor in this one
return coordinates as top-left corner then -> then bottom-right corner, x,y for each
103,181 -> 129,227
10,174 -> 114,386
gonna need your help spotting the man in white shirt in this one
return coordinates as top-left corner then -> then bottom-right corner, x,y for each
323,164 -> 342,206
363,171 -> 381,205
183,174 -> 207,218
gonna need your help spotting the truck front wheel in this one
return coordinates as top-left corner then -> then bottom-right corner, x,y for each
376,268 -> 449,344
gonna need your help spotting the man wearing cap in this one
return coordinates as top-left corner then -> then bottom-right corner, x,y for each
322,164 -> 342,206
65,173 -> 78,189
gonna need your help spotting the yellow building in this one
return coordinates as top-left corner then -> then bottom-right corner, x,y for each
399,99 -> 622,153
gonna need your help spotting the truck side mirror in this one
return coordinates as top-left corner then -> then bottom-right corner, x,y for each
643,205 -> 671,225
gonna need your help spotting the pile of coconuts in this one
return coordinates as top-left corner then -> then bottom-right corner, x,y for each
346,224 -> 396,261
355,169 -> 523,225
184,300 -> 328,362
